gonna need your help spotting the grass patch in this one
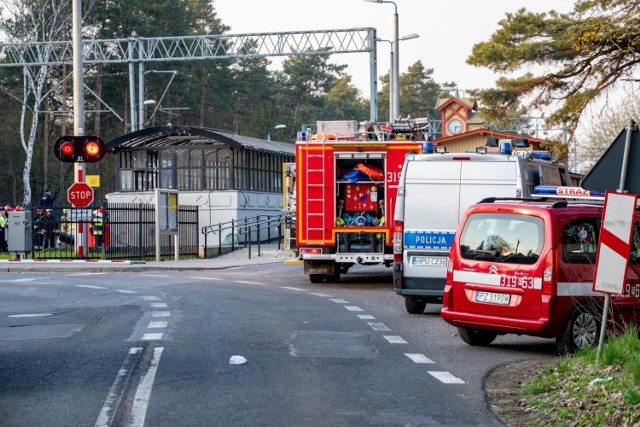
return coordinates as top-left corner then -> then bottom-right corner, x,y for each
520,327 -> 640,426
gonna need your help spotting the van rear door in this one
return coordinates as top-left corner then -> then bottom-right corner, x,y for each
450,212 -> 545,320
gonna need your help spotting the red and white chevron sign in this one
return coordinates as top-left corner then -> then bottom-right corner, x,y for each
593,191 -> 638,294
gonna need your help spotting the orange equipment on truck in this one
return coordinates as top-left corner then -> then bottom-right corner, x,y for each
296,119 -> 426,283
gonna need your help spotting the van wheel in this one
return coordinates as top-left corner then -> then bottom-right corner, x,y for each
405,297 -> 427,314
458,327 -> 498,346
556,305 -> 601,355
309,274 -> 324,283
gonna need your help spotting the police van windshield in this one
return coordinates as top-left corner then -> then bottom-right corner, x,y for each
459,213 -> 544,264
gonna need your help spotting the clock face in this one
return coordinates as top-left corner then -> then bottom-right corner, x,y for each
448,119 -> 463,134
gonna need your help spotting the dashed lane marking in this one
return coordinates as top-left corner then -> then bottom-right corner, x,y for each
330,298 -> 349,304
310,293 -> 332,297
152,311 -> 170,317
189,276 -> 223,281
141,333 -> 164,341
357,314 -> 375,320
149,303 -> 168,308
405,353 -> 435,364
148,321 -> 168,329
344,306 -> 364,312
142,296 -> 161,301
8,313 -> 53,318
76,285 -> 108,290
67,272 -> 108,276
367,322 -> 391,331
281,286 -> 307,291
384,336 -> 408,344
116,290 -> 138,294
233,280 -> 265,285
0,278 -> 36,282
136,274 -> 169,277
428,371 -> 465,384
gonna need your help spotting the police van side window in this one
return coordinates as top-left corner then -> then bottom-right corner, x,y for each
562,218 -> 599,264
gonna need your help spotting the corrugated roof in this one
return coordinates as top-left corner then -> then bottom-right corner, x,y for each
106,125 -> 295,155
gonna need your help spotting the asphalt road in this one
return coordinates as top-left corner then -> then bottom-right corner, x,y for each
0,263 -> 558,426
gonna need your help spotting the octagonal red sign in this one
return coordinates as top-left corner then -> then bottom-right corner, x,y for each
67,182 -> 94,207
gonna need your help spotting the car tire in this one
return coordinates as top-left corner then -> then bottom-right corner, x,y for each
458,327 -> 498,346
556,304 -> 601,355
405,297 -> 427,314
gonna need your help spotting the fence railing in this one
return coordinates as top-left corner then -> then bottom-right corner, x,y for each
202,213 -> 291,259
21,203 -> 199,260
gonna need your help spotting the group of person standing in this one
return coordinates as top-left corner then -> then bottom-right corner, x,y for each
0,188 -> 107,253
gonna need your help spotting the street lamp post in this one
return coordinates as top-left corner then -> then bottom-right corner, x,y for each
366,0 -> 415,120
376,38 -> 394,123
376,33 -> 419,123
267,124 -> 286,141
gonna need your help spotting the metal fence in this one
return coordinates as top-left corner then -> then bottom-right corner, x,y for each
24,203 -> 199,260
202,213 -> 291,259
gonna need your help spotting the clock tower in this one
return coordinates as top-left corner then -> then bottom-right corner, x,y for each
435,97 -> 479,137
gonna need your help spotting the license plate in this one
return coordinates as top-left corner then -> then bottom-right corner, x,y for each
410,256 -> 448,267
475,291 -> 510,305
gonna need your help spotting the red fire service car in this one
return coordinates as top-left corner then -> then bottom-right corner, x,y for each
440,186 -> 640,354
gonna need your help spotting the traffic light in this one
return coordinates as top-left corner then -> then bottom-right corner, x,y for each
54,136 -> 107,163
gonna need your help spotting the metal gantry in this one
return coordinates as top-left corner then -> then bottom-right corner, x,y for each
0,28 -> 380,123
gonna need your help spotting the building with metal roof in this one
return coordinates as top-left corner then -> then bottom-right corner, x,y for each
105,125 -> 295,249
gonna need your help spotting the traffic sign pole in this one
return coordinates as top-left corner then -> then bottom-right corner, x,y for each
74,164 -> 86,257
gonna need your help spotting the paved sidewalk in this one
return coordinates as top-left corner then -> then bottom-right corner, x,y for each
0,245 -> 300,273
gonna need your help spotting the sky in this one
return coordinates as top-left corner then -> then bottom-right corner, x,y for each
213,0 -> 575,97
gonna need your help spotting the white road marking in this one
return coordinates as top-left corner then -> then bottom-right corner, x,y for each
95,347 -> 143,427
129,347 -> 164,427
142,333 -> 164,341
310,293 -> 332,297
149,303 -> 168,308
189,276 -> 223,281
344,306 -> 364,312
428,371 -> 465,384
405,353 -> 435,364
116,290 -> 138,294
367,322 -> 391,331
357,314 -> 375,320
152,311 -> 171,317
8,313 -> 53,318
136,274 -> 169,277
76,285 -> 107,290
142,296 -> 161,301
67,272 -> 108,276
330,298 -> 349,304
384,336 -> 408,344
234,280 -> 265,285
0,278 -> 36,282
148,321 -> 168,329
281,286 -> 306,291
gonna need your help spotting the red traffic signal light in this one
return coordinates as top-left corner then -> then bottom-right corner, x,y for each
54,136 -> 107,163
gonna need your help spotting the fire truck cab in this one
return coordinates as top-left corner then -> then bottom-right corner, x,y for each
296,120 -> 425,283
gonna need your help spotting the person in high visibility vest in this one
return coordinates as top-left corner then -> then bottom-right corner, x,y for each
0,206 -> 7,252
91,208 -> 105,248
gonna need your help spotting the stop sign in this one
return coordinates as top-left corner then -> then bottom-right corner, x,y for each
67,182 -> 94,207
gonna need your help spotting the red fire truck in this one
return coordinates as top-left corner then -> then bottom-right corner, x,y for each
296,120 -> 426,283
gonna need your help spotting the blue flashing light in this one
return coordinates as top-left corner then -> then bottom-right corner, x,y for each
500,141 -> 511,154
531,150 -> 551,160
423,141 -> 433,154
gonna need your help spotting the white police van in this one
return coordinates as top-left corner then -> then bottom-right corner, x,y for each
392,142 -> 573,314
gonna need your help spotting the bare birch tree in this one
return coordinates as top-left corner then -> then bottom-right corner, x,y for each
0,0 -> 71,205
